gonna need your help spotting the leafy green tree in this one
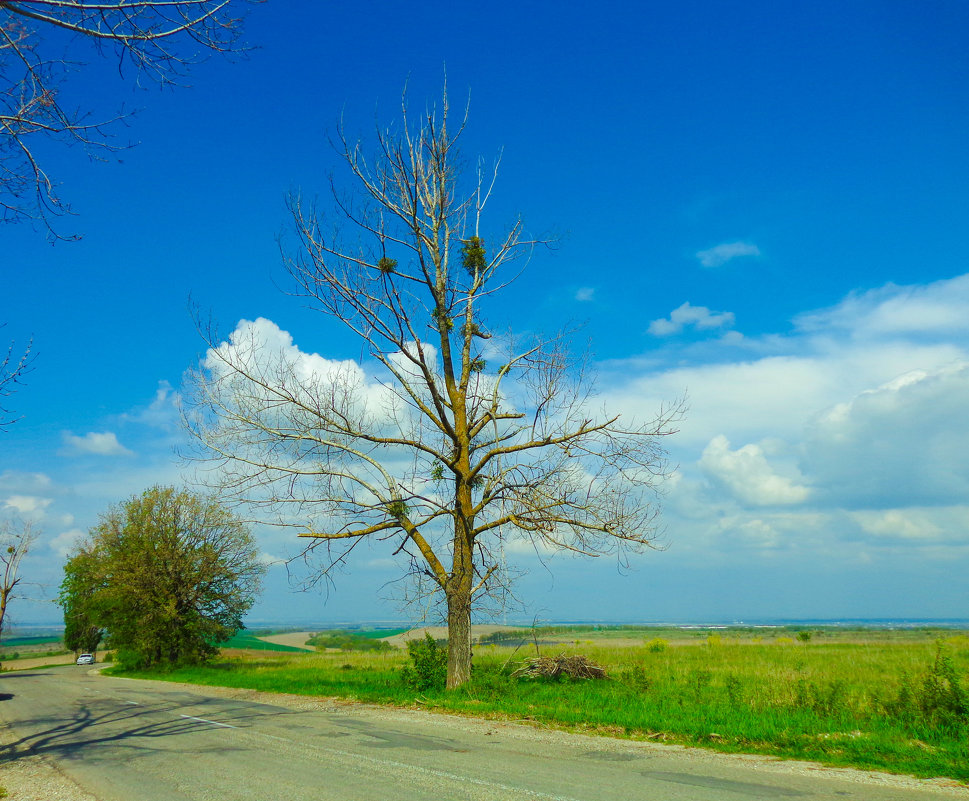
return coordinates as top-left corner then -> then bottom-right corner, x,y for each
60,486 -> 265,668
59,548 -> 105,654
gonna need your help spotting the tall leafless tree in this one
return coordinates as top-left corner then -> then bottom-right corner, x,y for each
184,89 -> 683,688
0,518 -> 35,646
1,0 -> 253,239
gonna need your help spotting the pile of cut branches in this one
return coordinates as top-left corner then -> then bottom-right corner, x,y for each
512,654 -> 608,680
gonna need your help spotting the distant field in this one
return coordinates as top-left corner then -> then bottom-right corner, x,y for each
0,635 -> 62,649
219,627 -> 410,653
122,626 -> 969,782
0,635 -> 67,661
355,628 -> 408,639
218,631 -> 307,652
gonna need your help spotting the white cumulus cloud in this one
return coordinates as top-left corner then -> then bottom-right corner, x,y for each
802,361 -> 969,508
604,272 -> 969,565
696,241 -> 761,268
3,495 -> 53,515
122,380 -> 180,430
62,431 -> 133,456
700,435 -> 810,506
49,527 -> 86,558
648,302 -> 735,336
795,273 -> 969,339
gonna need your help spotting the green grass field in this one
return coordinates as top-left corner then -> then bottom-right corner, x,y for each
119,626 -> 969,782
350,628 -> 408,639
0,635 -> 62,648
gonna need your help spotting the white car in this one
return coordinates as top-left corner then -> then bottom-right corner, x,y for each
76,653 -> 95,665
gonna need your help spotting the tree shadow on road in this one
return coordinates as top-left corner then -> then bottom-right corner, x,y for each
0,694 -> 300,765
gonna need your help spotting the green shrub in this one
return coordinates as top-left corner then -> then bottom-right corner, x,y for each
469,662 -> 513,694
723,673 -> 744,706
687,668 -> 713,702
885,640 -> 968,728
791,676 -> 848,715
921,641 -> 967,718
103,651 -> 114,663
796,631 -> 812,642
620,665 -> 652,692
115,648 -> 152,671
644,638 -> 668,653
401,633 -> 447,692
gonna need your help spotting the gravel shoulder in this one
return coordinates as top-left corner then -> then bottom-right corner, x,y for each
0,676 -> 99,801
0,737 -> 98,801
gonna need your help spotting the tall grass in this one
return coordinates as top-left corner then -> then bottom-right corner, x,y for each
119,630 -> 969,782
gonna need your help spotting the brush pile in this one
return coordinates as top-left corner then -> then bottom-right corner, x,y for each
511,653 -> 608,680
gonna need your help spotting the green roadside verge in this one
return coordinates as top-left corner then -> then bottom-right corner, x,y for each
112,630 -> 969,784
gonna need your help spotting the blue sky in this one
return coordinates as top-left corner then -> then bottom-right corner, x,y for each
3,0 -> 969,626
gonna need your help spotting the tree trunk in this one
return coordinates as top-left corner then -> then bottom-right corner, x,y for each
446,462 -> 475,688
0,586 -> 10,640
445,581 -> 472,688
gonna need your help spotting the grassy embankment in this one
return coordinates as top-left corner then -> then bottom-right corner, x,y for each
118,626 -> 969,782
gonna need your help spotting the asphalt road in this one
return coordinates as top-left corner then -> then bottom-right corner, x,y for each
0,666 -> 963,801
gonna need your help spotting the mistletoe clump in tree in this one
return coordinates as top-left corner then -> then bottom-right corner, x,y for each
185,88 -> 682,688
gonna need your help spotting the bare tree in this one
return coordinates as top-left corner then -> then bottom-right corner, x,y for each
184,88 -> 683,688
0,325 -> 31,429
1,0 -> 254,239
0,518 -> 36,646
